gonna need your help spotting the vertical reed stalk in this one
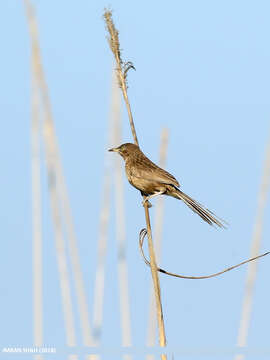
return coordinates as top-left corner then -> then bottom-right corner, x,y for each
92,169 -> 111,341
146,129 -> 169,358
111,69 -> 133,358
31,46 -> 43,360
103,10 -> 167,359
43,111 -> 77,351
92,77 -> 114,342
54,147 -> 95,348
25,1 -> 80,357
235,131 -> 270,360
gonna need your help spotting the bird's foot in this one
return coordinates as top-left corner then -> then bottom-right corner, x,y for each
142,199 -> 152,208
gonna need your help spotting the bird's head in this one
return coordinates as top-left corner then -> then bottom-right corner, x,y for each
108,143 -> 139,160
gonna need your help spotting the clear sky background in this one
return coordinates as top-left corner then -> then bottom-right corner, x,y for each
0,1 -> 270,359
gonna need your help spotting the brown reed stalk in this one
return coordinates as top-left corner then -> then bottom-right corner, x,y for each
234,132 -> 270,360
147,129 -> 169,357
103,10 -> 167,359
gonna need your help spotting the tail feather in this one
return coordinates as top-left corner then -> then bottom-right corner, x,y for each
172,189 -> 226,228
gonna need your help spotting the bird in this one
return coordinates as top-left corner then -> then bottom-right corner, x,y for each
109,143 -> 226,228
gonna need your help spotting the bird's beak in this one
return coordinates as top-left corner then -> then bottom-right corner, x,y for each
108,147 -> 119,152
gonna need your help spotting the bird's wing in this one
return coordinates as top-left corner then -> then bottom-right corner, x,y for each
130,155 -> 180,188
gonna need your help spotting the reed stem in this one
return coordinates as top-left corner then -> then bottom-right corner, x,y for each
103,10 -> 167,358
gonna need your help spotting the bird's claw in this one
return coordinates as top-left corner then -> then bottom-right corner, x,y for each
142,199 -> 152,208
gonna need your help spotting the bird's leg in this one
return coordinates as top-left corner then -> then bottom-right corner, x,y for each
142,191 -> 165,207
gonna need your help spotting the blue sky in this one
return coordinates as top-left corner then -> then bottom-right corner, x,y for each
0,1 -> 270,359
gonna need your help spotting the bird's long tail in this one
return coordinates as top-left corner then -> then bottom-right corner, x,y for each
172,188 -> 226,228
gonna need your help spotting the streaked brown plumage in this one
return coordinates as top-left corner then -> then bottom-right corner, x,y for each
109,143 -> 226,228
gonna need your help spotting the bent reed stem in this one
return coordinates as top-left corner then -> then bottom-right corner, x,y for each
103,9 -> 167,357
